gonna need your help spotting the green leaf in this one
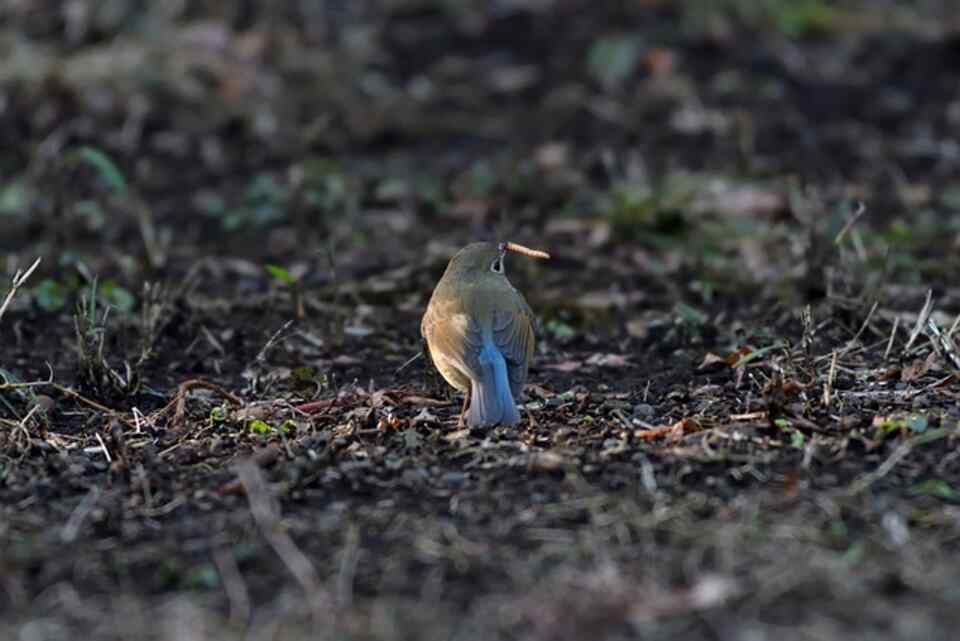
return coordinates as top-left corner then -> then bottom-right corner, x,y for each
34,279 -> 67,312
674,302 -> 708,327
0,368 -> 23,385
587,35 -> 641,90
74,146 -> 127,195
0,180 -> 29,216
100,281 -> 136,313
249,419 -> 272,434
732,343 -> 788,369
73,200 -> 106,229
265,264 -> 296,285
545,319 -> 577,340
194,190 -> 227,216
909,479 -> 959,502
185,563 -> 221,590
790,430 -> 805,449
290,366 -> 321,386
775,0 -> 837,38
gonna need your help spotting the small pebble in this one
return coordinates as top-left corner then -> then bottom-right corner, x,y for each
633,403 -> 655,419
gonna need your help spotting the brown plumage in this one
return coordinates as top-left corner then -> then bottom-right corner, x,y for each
421,242 -> 547,427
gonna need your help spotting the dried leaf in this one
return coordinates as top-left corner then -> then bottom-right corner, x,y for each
402,395 -> 449,407
901,352 -> 937,382
634,417 -> 698,440
585,353 -> 629,367
698,352 -> 728,371
528,451 -> 567,472
444,429 -> 471,442
412,408 -> 438,425
545,361 -> 582,372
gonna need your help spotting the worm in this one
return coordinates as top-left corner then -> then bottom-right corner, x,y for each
500,241 -> 551,260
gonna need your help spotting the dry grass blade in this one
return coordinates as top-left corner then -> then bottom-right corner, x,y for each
502,241 -> 551,259
823,350 -> 838,408
233,460 -> 329,616
884,315 -> 900,360
845,428 -> 951,496
838,300 -> 878,358
833,201 -> 867,245
925,318 -> 960,372
213,546 -> 251,628
905,289 -> 934,354
0,256 -> 42,324
948,313 -> 960,343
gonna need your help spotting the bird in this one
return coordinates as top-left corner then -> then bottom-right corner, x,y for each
421,241 -> 550,427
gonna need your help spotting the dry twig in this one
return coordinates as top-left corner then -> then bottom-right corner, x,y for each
233,460 -> 330,623
904,289 -> 934,354
0,256 -> 41,324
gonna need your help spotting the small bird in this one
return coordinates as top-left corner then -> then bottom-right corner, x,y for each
421,241 -> 550,427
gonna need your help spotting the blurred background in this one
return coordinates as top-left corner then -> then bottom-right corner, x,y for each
3,0 -> 960,299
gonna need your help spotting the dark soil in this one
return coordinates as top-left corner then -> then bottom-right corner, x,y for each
4,2 -> 960,640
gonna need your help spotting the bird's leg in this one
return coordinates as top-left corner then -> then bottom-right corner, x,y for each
458,389 -> 471,427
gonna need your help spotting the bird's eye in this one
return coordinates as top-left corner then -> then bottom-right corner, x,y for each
491,257 -> 503,273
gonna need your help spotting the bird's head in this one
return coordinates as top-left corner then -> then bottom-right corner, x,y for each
443,241 -> 550,280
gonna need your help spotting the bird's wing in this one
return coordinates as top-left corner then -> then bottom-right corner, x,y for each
422,305 -> 485,380
492,299 -> 535,399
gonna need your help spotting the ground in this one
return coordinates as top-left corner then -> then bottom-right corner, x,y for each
3,2 -> 960,640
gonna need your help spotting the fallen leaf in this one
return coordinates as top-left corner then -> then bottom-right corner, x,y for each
692,384 -> 723,397
545,361 -> 582,372
535,142 -> 569,169
630,575 -> 741,623
577,290 -> 628,309
412,408 -> 438,425
370,390 -> 399,408
634,417 -> 698,440
216,479 -> 245,496
528,451 -> 568,472
525,384 -> 556,399
585,353 -> 630,367
377,414 -> 404,430
902,352 -> 937,382
643,47 -> 676,76
444,429 -> 471,442
343,326 -> 374,338
698,352 -> 728,370
402,395 -> 450,407
880,366 -> 901,381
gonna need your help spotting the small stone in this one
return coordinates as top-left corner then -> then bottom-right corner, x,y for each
444,471 -> 467,488
633,403 -> 655,419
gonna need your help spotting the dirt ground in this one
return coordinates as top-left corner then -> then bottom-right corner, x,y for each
3,2 -> 960,639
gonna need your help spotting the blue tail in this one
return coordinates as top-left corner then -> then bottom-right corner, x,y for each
468,340 -> 521,427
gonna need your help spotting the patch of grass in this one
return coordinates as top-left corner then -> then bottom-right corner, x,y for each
74,280 -> 140,400
265,263 -> 305,320
910,479 -> 960,502
71,146 -> 128,196
32,275 -> 135,315
601,176 -> 695,243
683,0 -> 839,39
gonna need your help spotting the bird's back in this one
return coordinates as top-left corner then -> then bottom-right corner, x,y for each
422,267 -> 535,400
